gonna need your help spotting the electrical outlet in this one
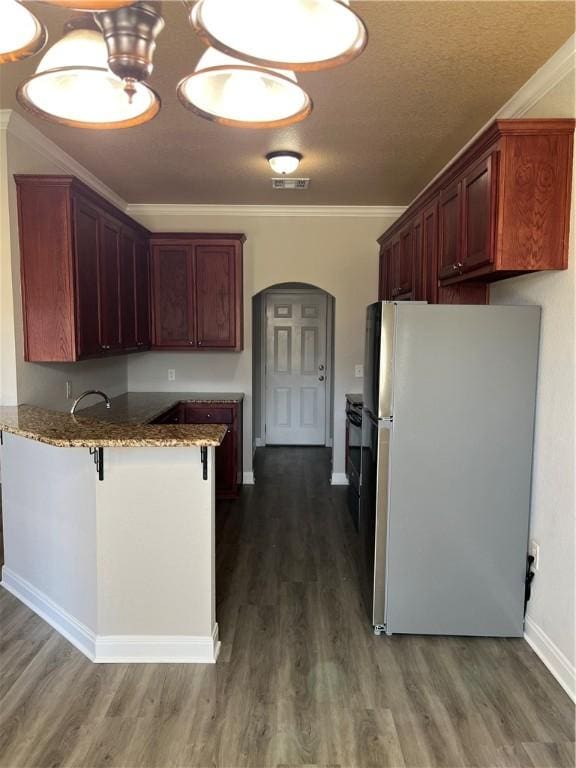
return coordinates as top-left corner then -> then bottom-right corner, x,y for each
168,369 -> 176,381
529,539 -> 540,571
65,381 -> 73,400
355,364 -> 364,378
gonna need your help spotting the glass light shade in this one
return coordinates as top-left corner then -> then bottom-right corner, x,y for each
16,27 -> 160,129
189,0 -> 368,71
267,151 -> 301,175
0,0 -> 46,64
177,48 -> 312,128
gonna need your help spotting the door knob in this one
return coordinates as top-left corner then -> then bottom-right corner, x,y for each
318,375 -> 325,381
319,364 -> 325,371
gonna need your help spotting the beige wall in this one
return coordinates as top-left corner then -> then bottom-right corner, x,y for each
0,125 -> 128,411
490,71 -> 575,680
127,212 -> 396,475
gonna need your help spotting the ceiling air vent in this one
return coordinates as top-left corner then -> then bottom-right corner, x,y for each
271,177 -> 310,190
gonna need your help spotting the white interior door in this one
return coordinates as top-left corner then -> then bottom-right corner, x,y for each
265,292 -> 327,445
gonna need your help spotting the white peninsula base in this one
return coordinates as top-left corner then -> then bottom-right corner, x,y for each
1,433 -> 219,663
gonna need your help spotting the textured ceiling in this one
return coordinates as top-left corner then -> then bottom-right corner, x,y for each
0,1 -> 574,205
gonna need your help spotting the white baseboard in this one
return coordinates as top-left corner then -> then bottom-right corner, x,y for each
2,567 -> 97,659
524,615 -> 575,702
1,567 -> 220,664
254,438 -> 265,448
243,471 -> 255,485
330,473 -> 349,486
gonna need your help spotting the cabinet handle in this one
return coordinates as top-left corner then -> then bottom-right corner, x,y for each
101,344 -> 111,350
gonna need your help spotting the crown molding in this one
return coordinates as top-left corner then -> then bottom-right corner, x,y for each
404,34 -> 576,210
496,33 -> 575,120
126,203 -> 406,219
0,109 -> 127,212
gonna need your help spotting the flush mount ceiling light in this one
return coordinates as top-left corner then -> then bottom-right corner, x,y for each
16,16 -> 161,129
177,48 -> 312,128
0,0 -> 47,64
189,0 -> 368,71
266,151 -> 302,175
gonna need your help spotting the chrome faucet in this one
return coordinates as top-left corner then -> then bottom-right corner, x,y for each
70,390 -> 111,415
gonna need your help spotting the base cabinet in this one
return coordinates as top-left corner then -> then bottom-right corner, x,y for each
152,402 -> 243,499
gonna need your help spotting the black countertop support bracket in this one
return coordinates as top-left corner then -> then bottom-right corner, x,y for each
200,446 -> 208,480
90,447 -> 104,481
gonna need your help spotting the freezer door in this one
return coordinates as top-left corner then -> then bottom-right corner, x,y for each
359,410 -> 391,627
363,302 -> 395,420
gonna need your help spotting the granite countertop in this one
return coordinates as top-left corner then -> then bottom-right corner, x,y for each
82,392 -> 244,425
0,402 -> 228,449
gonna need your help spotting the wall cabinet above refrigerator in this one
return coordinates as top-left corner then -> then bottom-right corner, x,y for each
378,119 -> 575,303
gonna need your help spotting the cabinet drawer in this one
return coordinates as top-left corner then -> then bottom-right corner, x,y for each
184,405 -> 234,424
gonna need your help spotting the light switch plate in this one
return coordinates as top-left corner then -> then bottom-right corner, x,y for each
355,364 -> 363,378
168,369 -> 176,381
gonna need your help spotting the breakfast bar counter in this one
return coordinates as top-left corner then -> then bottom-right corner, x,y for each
0,398 -> 230,664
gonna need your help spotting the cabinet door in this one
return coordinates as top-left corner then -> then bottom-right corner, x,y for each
99,214 -> 122,351
73,198 -> 101,358
151,246 -> 194,347
421,200 -> 439,304
134,239 -> 150,348
438,180 -> 462,280
389,236 -> 401,298
392,226 -> 413,299
119,229 -> 137,350
194,241 -> 241,349
215,426 -> 237,496
378,244 -> 392,300
461,152 -> 499,273
412,215 -> 423,300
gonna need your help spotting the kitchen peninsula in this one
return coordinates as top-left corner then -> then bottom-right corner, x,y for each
0,392 -> 243,664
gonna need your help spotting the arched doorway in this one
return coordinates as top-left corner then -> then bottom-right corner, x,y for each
252,283 -> 335,457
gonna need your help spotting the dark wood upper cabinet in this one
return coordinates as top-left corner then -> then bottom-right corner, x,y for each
119,228 -> 138,351
73,196 -> 101,359
438,180 -> 462,280
99,214 -> 122,351
195,241 -> 241,349
461,152 -> 498,274
16,175 -> 151,362
150,234 -> 244,351
392,225 -> 414,299
134,238 -> 151,349
378,244 -> 391,301
151,245 -> 194,347
421,201 -> 439,304
378,119 -> 574,298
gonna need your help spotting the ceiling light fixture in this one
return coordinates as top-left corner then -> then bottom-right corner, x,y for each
189,0 -> 368,71
0,0 -> 47,64
266,151 -> 302,175
16,16 -> 161,129
95,1 -> 164,103
177,48 -> 312,128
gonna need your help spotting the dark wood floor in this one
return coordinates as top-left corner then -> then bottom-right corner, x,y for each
0,447 -> 574,768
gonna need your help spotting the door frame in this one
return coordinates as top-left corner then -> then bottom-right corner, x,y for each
259,288 -> 334,448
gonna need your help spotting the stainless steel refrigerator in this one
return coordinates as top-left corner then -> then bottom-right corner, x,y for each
360,302 -> 541,637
